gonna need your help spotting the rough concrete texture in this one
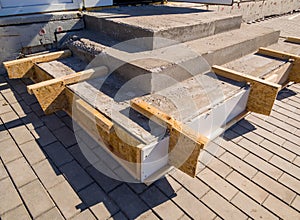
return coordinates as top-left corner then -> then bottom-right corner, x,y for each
84,5 -> 242,49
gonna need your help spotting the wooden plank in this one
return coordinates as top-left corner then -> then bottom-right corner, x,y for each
130,98 -> 209,178
27,66 -> 108,114
257,47 -> 300,83
212,65 -> 281,115
257,47 -> 300,61
3,50 -> 72,79
285,36 -> 300,44
27,66 -> 108,94
75,99 -> 113,134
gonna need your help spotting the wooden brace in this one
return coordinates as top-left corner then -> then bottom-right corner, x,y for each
131,98 -> 209,177
212,65 -> 281,116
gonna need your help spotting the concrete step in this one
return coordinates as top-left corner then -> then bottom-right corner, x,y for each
84,5 -> 242,49
64,25 -> 279,84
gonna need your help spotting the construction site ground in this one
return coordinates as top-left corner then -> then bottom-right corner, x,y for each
1,12 -> 300,220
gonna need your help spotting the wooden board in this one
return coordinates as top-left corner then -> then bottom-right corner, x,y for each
212,65 -> 281,115
286,36 -> 300,45
258,47 -> 300,83
3,50 -> 72,79
131,98 -> 209,177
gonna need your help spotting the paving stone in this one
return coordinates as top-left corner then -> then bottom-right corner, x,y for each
238,138 -> 273,161
245,114 -> 277,132
19,179 -> 55,218
6,157 -> 37,188
155,175 -> 182,198
279,173 -> 300,194
70,209 -> 96,220
0,138 -> 23,164
109,184 -> 148,219
141,185 -> 184,220
201,190 -> 247,220
33,159 -> 65,189
78,183 -> 119,219
293,156 -> 300,166
93,146 -> 120,171
41,114 -> 65,131
220,152 -> 257,179
1,205 -> 31,220
231,193 -> 277,220
9,125 -> 34,145
223,129 -> 243,143
253,126 -> 286,147
216,138 -> 249,159
226,171 -> 268,204
35,207 -> 64,220
269,155 -> 300,179
0,160 -> 8,180
21,92 -> 38,105
68,143 -> 100,169
253,172 -> 296,204
244,154 -> 283,180
171,170 -> 209,199
266,116 -> 298,134
33,126 -> 57,147
60,160 -> 93,192
173,188 -> 216,220
11,101 -> 32,117
1,110 -> 22,129
291,195 -> 300,211
0,125 -> 11,143
204,141 -> 226,158
19,139 -> 46,165
274,127 -> 300,146
198,168 -> 237,201
263,195 -> 299,219
53,126 -> 78,148
2,91 -> 20,104
0,178 -> 22,215
135,210 -> 160,220
86,161 -> 122,193
260,139 -> 296,162
21,112 -> 44,130
109,211 -> 128,220
48,181 -> 82,219
200,151 -> 233,178
282,141 -> 300,156
0,99 -> 13,114
43,141 -> 73,167
13,83 -> 27,95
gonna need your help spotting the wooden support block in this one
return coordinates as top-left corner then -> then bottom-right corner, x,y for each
258,47 -> 300,83
285,36 -> 300,44
212,65 -> 281,116
131,98 -> 209,177
27,66 -> 108,114
3,50 -> 72,79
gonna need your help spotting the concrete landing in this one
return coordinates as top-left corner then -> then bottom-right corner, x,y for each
84,5 -> 242,49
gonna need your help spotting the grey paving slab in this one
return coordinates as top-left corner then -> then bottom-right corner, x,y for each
0,138 -> 23,164
48,181 -> 82,219
43,141 -> 73,167
35,207 -> 64,220
6,157 -> 37,188
19,179 -> 55,218
59,160 -> 93,192
33,126 -> 57,147
32,159 -> 65,190
0,205 -> 31,220
0,177 -> 23,215
78,183 -> 119,219
109,184 -> 149,219
19,139 -> 46,165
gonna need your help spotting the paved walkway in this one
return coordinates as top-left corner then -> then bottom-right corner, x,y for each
1,14 -> 300,220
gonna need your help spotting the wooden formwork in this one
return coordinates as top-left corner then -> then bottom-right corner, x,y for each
3,43 -> 299,181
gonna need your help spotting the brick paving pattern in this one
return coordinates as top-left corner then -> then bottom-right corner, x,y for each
1,14 -> 300,220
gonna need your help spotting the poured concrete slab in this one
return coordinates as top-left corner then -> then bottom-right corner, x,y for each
84,5 -> 242,49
